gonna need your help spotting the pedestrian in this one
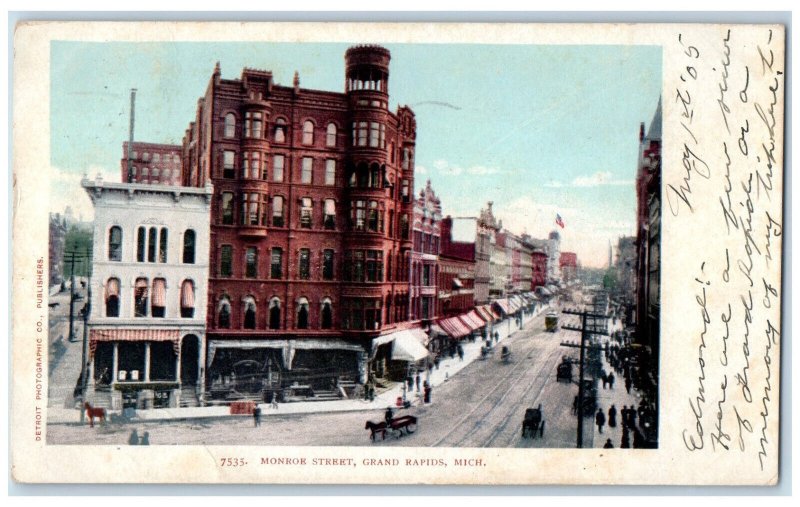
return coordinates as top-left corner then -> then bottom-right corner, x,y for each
253,405 -> 261,427
140,431 -> 150,445
595,408 -> 606,434
128,429 -> 140,446
625,375 -> 632,394
601,371 -> 608,389
427,360 -> 434,376
608,372 -> 615,390
493,331 -> 499,343
434,355 -> 441,370
603,438 -> 614,449
621,427 -> 631,448
628,408 -> 637,429
457,344 -> 464,362
572,395 -> 579,415
608,405 -> 617,428
423,382 -> 432,404
415,373 -> 421,392
406,374 -> 414,391
384,406 -> 394,426
620,405 -> 628,428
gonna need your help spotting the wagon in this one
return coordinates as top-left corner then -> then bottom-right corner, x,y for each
521,405 -> 545,439
545,312 -> 559,332
556,360 -> 573,382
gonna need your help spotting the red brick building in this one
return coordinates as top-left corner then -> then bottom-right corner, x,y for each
121,141 -> 183,185
531,248 -> 548,290
176,45 -> 420,392
438,216 -> 476,318
559,251 -> 578,283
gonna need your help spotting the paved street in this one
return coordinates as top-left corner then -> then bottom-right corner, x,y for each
47,308 -> 614,448
47,279 -> 89,409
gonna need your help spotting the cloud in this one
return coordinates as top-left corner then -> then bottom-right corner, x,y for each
544,171 -> 634,188
49,165 -> 120,221
415,164 -> 428,175
466,165 -> 500,176
430,159 -> 502,177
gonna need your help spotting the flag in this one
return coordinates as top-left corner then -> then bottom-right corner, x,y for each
556,214 -> 565,228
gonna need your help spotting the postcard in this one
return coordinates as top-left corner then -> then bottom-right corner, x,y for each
10,21 -> 784,485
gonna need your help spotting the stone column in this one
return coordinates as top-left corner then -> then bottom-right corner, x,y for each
111,342 -> 119,382
144,342 -> 151,382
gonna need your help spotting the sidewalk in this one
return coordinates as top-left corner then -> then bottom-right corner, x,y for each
48,305 -> 548,426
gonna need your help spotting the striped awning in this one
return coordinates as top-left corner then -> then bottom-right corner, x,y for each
152,279 -> 166,307
89,328 -> 181,357
474,305 -> 495,323
181,280 -> 195,308
437,316 -> 470,339
459,310 -> 486,331
105,278 -> 120,298
493,299 -> 510,315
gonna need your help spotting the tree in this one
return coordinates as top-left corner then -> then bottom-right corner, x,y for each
602,269 -> 617,290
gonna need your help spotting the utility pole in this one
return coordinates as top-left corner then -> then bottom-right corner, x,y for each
561,307 -> 609,448
66,252 -> 78,342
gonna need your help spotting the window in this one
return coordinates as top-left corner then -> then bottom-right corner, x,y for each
274,118 -> 286,143
367,200 -> 383,233
245,111 -> 263,139
369,122 -> 384,148
353,121 -> 368,147
326,123 -> 337,147
341,298 -> 381,330
218,297 -> 231,328
324,159 -> 336,185
148,227 -> 157,262
242,193 -> 260,226
153,153 -> 161,163
221,192 -> 234,225
323,199 -> 336,230
220,245 -> 233,277
298,249 -> 310,280
272,196 -> 285,227
105,278 -> 120,317
388,210 -> 394,237
224,113 -> 236,138
350,200 -> 366,231
366,250 -> 383,282
136,227 -> 146,262
180,280 -> 195,318
269,298 -> 281,329
245,247 -> 258,278
322,249 -> 334,280
401,179 -> 410,203
422,264 -> 431,286
270,248 -> 283,279
183,230 -> 196,264
402,148 -> 410,170
301,157 -> 313,184
243,296 -> 257,329
158,228 -> 168,263
387,254 -> 392,282
108,226 -> 122,261
272,155 -> 285,182
153,168 -> 160,178
296,297 -> 310,329
223,150 -> 235,178
151,278 -> 166,318
302,120 -> 314,145
400,214 -> 409,239
344,250 -> 383,282
321,299 -> 333,329
243,151 -> 261,179
134,278 -> 149,317
300,198 -> 313,228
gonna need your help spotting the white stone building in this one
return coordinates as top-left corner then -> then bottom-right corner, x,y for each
547,230 -> 562,284
82,175 -> 212,409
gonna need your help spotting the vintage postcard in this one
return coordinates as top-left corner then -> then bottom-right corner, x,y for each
10,21 -> 785,485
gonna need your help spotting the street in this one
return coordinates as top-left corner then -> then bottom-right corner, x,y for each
47,279 -> 89,409
47,309 -> 612,448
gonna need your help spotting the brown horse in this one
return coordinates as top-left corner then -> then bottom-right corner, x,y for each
364,420 -> 387,442
84,402 -> 106,428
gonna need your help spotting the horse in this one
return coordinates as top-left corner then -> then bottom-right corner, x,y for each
364,420 -> 387,442
84,402 -> 106,428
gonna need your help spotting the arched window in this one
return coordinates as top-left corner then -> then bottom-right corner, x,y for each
180,280 -> 195,318
158,228 -> 168,263
326,123 -> 337,147
302,120 -> 314,145
269,297 -> 281,330
320,298 -> 333,329
224,113 -> 236,138
183,229 -> 196,264
148,227 -> 157,262
151,278 -> 166,318
136,227 -> 146,262
105,278 -> 120,317
218,296 -> 231,329
134,278 -> 149,317
108,226 -> 122,261
274,118 -> 286,143
296,297 -> 309,329
243,296 -> 257,329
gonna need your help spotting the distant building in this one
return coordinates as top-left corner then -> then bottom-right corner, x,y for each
615,235 -> 637,310
529,238 -> 549,290
83,175 -> 213,408
48,213 -> 67,286
439,216 -> 476,317
559,252 -> 578,283
121,141 -> 183,185
410,180 -> 442,322
547,230 -> 562,284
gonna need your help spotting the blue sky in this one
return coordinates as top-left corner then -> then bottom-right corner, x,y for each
50,41 -> 661,268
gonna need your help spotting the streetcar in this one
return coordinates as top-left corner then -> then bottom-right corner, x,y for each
545,312 -> 559,332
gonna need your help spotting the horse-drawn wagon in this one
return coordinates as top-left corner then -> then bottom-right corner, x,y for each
365,415 -> 418,442
521,404 -> 545,439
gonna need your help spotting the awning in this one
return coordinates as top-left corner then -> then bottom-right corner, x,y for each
392,331 -> 430,362
428,324 -> 448,337
105,278 -> 119,298
152,279 -> 166,307
452,278 -> 463,289
459,311 -> 485,331
437,316 -> 470,339
474,305 -> 495,323
90,328 -> 181,357
493,299 -> 510,315
181,280 -> 195,308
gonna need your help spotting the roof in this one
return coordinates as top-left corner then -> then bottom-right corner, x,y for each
645,97 -> 662,141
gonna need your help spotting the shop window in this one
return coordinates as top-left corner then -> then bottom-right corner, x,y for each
108,226 -> 122,261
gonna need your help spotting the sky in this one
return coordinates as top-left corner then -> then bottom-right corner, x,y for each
50,41 -> 661,268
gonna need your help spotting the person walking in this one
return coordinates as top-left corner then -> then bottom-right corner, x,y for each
253,405 -> 261,427
603,438 -> 614,449
140,431 -> 150,445
572,395 -> 579,415
620,406 -> 629,428
415,373 -> 421,393
625,375 -> 632,394
423,382 -> 432,404
601,371 -> 608,389
608,405 -> 617,428
628,407 -> 637,429
607,372 -> 615,390
595,408 -> 606,434
457,344 -> 464,362
128,429 -> 140,446
621,427 -> 631,448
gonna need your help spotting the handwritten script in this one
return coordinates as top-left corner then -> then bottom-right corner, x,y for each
675,27 -> 783,477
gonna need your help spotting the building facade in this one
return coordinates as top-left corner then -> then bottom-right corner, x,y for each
438,216 -> 477,317
83,176 -> 212,409
547,230 -> 562,284
121,141 -> 184,185
559,251 -> 578,283
175,45 -> 418,391
529,239 -> 549,290
410,180 -> 442,323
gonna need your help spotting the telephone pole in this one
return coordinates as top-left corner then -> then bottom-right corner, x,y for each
560,306 -> 609,448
